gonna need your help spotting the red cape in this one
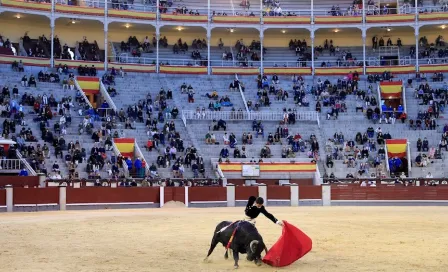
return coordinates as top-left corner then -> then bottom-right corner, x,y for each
262,221 -> 312,267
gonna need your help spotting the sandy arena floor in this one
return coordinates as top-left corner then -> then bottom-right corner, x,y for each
0,206 -> 447,272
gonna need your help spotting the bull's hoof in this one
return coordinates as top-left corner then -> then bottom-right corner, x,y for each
255,261 -> 262,266
233,265 -> 239,269
203,258 -> 208,263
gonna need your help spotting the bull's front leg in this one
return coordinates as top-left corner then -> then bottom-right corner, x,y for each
232,249 -> 239,269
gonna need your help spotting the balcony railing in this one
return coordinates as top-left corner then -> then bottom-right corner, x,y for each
181,110 -> 319,123
2,0 -> 447,24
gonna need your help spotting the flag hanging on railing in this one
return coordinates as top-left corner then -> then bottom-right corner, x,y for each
380,81 -> 402,99
386,139 -> 407,158
114,138 -> 135,159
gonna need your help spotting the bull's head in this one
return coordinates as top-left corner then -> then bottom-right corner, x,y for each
246,240 -> 264,266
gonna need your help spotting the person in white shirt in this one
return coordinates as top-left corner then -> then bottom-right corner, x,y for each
426,172 -> 433,178
223,133 -> 230,145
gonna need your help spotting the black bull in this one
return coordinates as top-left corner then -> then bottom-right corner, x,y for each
204,221 -> 268,268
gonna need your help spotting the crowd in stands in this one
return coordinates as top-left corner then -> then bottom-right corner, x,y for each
325,127 -> 389,178
235,39 -> 264,66
329,1 -> 362,16
288,39 -> 311,67
417,35 -> 447,64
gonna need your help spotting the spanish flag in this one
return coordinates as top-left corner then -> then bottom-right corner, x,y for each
114,138 -> 135,159
380,81 -> 402,99
386,139 -> 407,158
76,76 -> 100,95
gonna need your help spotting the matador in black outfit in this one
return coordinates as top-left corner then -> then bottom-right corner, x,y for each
244,196 -> 284,227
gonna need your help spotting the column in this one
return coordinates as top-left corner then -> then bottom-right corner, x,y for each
311,30 -> 315,75
104,23 -> 108,71
258,184 -> 267,206
322,184 -> 331,206
156,27 -> 160,73
6,185 -> 13,212
415,28 -> 419,72
260,31 -> 264,75
226,184 -> 235,207
73,180 -> 81,188
207,28 -> 211,75
185,186 -> 189,207
310,0 -> 314,23
59,184 -> 67,211
362,0 -> 365,23
159,186 -> 164,207
290,184 -> 299,207
362,29 -> 366,75
38,173 -> 46,187
50,18 -> 55,68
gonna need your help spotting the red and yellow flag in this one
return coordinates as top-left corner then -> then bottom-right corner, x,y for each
114,138 -> 135,159
386,139 -> 407,158
380,81 -> 402,99
76,76 -> 99,94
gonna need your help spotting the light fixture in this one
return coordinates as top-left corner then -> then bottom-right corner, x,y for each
16,14 -> 21,19
125,24 -> 130,28
442,25 -> 446,29
177,26 -> 183,31
334,29 -> 339,33
281,30 -> 286,34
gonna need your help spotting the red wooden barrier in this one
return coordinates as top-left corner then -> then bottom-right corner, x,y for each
164,187 -> 185,203
235,186 -> 258,201
227,179 -> 313,186
331,186 -> 448,200
0,176 -> 39,187
267,186 -> 290,200
67,187 -> 160,204
13,187 -> 59,204
299,185 -> 322,199
0,189 -> 5,206
189,187 -> 226,202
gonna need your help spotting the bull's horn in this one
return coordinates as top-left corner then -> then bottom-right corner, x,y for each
250,240 -> 259,253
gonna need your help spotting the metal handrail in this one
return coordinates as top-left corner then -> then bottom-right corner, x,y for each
99,81 -> 117,111
15,150 -> 37,176
407,141 -> 412,176
235,73 -> 249,114
134,140 -> 150,174
74,78 -> 93,108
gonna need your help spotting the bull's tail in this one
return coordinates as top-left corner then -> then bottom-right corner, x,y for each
204,230 -> 220,261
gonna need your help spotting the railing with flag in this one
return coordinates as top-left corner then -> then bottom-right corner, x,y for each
112,141 -> 129,178
74,78 -> 93,108
181,110 -> 319,123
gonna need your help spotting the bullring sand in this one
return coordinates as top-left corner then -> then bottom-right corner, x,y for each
0,206 -> 446,272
